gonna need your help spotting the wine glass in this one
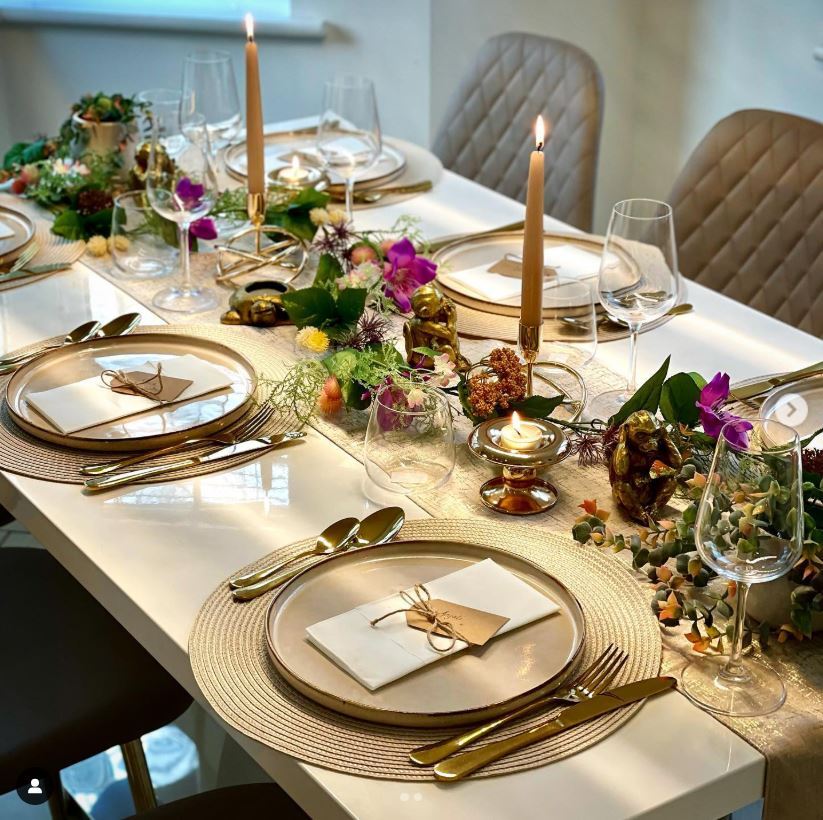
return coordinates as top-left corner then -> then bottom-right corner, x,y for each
364,384 -> 455,495
145,120 -> 218,313
681,418 -> 803,716
181,50 -> 242,155
589,199 -> 679,419
136,88 -> 192,156
317,75 -> 382,221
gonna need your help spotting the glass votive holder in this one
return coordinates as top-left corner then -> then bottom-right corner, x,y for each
111,190 -> 177,279
364,384 -> 455,495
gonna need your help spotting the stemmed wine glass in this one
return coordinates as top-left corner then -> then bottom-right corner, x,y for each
681,418 -> 803,716
590,199 -> 679,419
317,75 -> 382,222
181,50 -> 242,156
145,119 -> 218,313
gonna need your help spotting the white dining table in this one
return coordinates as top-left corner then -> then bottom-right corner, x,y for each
2,128 -> 820,819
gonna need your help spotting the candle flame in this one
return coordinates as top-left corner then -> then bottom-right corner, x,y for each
245,12 -> 254,40
511,411 -> 522,435
535,116 -> 545,150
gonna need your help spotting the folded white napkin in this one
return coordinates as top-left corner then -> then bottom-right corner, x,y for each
0,218 -> 16,240
306,558 -> 560,691
440,265 -> 536,302
25,353 -> 233,434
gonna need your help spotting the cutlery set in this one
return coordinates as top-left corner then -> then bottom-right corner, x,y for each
230,506 -> 405,601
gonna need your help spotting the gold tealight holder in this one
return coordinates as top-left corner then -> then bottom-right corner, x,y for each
267,153 -> 328,193
467,417 -> 570,515
215,192 -> 308,286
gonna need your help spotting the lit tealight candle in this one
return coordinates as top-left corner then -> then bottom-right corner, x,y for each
499,411 -> 543,452
280,155 -> 309,184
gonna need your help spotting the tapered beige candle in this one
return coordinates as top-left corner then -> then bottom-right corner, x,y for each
244,13 -> 265,196
520,115 -> 546,327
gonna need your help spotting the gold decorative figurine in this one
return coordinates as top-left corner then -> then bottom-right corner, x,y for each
609,410 -> 682,521
403,284 -> 470,372
221,280 -> 291,327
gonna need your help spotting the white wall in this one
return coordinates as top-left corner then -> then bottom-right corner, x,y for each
1,1 -> 821,232
0,0 -> 432,147
431,0 -> 823,231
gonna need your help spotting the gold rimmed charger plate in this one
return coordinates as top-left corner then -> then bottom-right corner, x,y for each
0,204 -> 35,263
225,129 -> 406,190
434,230 -> 638,319
265,539 -> 585,728
5,333 -> 258,452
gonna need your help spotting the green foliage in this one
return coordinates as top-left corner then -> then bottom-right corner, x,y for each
281,285 -> 368,332
510,394 -> 567,419
3,139 -> 50,171
659,372 -> 703,427
610,356 -> 670,426
314,253 -> 342,288
51,207 -> 113,241
322,344 -> 409,410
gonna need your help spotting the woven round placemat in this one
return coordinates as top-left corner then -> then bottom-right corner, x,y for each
0,324 -> 299,484
0,194 -> 85,292
189,518 -> 662,780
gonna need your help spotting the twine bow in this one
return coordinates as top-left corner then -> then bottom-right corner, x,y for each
369,584 -> 467,653
101,362 -> 166,402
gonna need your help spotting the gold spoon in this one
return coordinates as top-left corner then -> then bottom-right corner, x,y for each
229,517 -> 360,589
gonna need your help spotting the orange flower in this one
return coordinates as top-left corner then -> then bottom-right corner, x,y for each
578,499 -> 611,520
316,376 -> 343,416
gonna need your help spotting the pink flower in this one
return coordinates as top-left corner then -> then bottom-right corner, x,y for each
382,238 -> 437,312
696,372 -> 752,447
190,217 -> 217,240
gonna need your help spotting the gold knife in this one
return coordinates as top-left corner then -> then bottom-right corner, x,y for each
730,361 -> 823,402
432,676 -> 676,781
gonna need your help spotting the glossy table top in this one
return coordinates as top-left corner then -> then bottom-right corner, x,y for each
4,138 -> 816,817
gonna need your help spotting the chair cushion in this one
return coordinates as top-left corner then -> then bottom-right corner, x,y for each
432,32 -> 603,232
131,784 -> 308,819
0,548 -> 192,794
670,108 -> 823,337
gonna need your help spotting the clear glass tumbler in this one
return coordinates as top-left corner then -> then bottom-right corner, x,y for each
111,190 -> 176,279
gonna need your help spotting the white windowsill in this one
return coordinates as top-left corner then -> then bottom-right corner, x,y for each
0,7 -> 325,39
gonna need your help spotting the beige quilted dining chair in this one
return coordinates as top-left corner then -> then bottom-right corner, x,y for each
432,32 -> 604,232
670,108 -> 823,337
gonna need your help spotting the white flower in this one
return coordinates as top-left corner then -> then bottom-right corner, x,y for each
406,387 -> 426,408
431,352 -> 457,387
86,235 -> 108,257
52,159 -> 71,176
335,261 -> 381,291
327,207 -> 347,226
309,207 -> 330,226
72,162 -> 91,177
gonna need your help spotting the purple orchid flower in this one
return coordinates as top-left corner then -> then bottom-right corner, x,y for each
175,176 -> 204,211
696,372 -> 753,448
190,217 -> 217,241
382,238 -> 437,312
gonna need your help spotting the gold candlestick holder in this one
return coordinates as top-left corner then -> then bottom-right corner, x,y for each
518,322 -> 542,396
215,192 -> 308,286
467,417 -> 570,515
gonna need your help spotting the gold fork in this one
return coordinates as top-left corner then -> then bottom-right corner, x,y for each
80,404 -> 276,476
408,643 -> 628,766
0,242 -> 39,276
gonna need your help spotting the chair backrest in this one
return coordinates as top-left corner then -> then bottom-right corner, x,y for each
670,108 -> 823,337
432,32 -> 604,232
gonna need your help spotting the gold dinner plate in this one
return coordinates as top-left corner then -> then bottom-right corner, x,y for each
0,205 -> 35,263
434,231 -> 638,318
225,129 -> 406,189
266,539 -> 585,728
5,333 -> 258,452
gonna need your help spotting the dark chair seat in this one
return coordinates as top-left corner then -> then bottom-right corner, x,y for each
0,547 -> 192,795
130,784 -> 308,819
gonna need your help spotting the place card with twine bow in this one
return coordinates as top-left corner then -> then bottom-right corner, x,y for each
101,362 -> 193,404
370,584 -> 509,652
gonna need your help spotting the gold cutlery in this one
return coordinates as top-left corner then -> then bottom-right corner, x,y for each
409,644 -> 627,766
230,517 -> 361,589
0,319 -> 102,371
560,302 -> 694,331
429,221 -> 526,254
432,675 -> 676,781
231,505 -> 406,601
83,432 -> 305,492
730,361 -> 823,402
97,312 -> 142,339
328,181 -> 433,204
0,241 -> 39,275
81,404 -> 276,477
